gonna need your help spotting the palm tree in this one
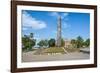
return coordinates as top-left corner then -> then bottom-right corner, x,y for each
30,33 -> 33,39
84,38 -> 90,47
22,33 -> 36,51
29,33 -> 33,50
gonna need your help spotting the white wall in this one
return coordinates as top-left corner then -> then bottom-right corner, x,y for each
0,0 -> 99,73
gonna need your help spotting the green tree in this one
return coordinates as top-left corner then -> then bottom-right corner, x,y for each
28,33 -> 35,50
84,38 -> 90,47
48,39 -> 55,47
76,36 -> 84,48
37,40 -> 48,48
22,35 -> 29,50
22,33 -> 36,51
29,39 -> 36,50
61,38 -> 65,47
30,33 -> 33,38
43,40 -> 48,47
71,39 -> 76,48
37,40 -> 45,47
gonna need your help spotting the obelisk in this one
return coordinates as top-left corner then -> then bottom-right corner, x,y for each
56,15 -> 62,47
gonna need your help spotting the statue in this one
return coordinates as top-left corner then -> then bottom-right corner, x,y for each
56,15 -> 62,47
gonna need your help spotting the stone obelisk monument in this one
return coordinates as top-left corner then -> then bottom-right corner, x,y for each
56,15 -> 62,47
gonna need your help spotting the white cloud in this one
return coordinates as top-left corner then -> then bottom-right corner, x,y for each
62,22 -> 71,29
22,11 -> 47,30
50,12 -> 70,29
22,27 -> 28,31
62,13 -> 69,19
50,12 -> 69,19
50,12 -> 59,17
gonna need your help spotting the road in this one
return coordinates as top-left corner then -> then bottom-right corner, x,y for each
80,48 -> 90,54
22,51 -> 90,62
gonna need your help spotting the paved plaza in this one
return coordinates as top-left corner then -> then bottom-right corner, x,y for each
22,49 -> 90,62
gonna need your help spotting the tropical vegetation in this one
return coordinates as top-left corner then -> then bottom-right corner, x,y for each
22,32 -> 90,52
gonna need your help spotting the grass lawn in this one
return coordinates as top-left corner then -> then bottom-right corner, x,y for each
22,49 -> 36,53
64,48 -> 80,52
43,47 -> 65,54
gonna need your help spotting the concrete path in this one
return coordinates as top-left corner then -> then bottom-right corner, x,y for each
62,47 -> 68,54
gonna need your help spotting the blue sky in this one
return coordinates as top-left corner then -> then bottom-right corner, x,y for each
22,10 -> 90,41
